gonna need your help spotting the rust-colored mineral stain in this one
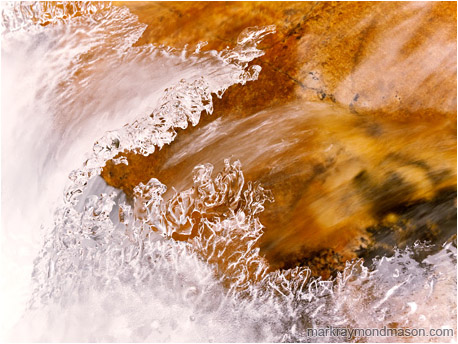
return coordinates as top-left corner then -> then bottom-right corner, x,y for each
115,1 -> 456,120
103,2 -> 457,276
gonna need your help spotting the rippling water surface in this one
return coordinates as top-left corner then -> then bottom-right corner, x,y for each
1,2 -> 456,342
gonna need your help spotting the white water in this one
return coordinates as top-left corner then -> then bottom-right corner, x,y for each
1,2 -> 456,342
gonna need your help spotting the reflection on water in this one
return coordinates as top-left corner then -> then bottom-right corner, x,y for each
1,1 -> 456,342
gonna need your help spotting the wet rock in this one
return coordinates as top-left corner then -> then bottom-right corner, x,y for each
103,2 -> 457,276
357,187 -> 457,264
114,1 -> 456,120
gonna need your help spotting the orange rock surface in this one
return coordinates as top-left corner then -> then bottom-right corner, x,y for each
103,1 -> 457,275
114,1 -> 457,120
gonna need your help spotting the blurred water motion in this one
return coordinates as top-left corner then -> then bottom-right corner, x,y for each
1,1 -> 456,342
110,101 -> 455,274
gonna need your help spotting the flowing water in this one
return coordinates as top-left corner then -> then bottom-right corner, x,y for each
1,2 -> 456,342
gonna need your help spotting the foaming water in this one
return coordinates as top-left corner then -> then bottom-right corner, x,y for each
1,2 -> 456,342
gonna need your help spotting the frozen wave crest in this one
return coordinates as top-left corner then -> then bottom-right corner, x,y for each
64,23 -> 276,206
30,159 -> 457,342
129,159 -> 275,292
28,11 -> 277,303
1,2 -> 112,33
2,1 -> 278,340
2,2 -> 455,342
125,162 -> 457,342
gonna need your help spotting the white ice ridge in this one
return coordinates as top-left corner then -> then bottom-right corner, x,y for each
3,2 -> 455,342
